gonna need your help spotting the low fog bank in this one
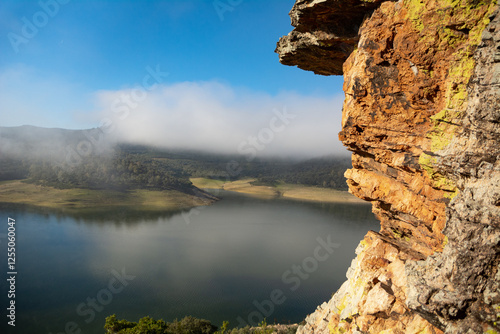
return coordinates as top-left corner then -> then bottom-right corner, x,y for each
0,125 -> 114,165
0,125 -> 352,192
92,81 -> 348,159
1,81 -> 350,164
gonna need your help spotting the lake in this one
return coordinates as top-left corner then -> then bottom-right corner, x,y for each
0,190 -> 378,333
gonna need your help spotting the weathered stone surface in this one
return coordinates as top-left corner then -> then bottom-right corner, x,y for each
296,232 -> 441,334
362,282 -> 395,315
275,0 -> 387,75
277,0 -> 499,333
405,7 -> 500,333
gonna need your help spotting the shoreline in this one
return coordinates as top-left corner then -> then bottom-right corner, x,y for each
190,178 -> 368,204
0,180 -> 215,213
0,177 -> 368,216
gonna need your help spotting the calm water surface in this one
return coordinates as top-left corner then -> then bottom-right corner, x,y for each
0,191 -> 378,333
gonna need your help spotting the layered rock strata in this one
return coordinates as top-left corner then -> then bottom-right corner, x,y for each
276,0 -> 500,333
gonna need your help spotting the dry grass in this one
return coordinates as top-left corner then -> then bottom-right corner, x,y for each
190,177 -> 226,189
192,178 -> 278,199
191,178 -> 366,204
221,179 -> 279,198
0,180 -> 212,211
277,183 -> 365,203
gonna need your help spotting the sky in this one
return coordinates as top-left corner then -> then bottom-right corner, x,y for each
0,0 -> 347,157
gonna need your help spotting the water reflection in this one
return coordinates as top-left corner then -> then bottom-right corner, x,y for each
0,202 -> 187,225
0,191 -> 378,333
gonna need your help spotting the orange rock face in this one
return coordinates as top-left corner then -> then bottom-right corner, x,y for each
339,0 -> 490,257
277,0 -> 499,333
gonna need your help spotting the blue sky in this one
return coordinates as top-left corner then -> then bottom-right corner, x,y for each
0,0 -> 347,156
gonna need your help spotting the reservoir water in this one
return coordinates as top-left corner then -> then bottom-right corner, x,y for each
0,190 -> 378,333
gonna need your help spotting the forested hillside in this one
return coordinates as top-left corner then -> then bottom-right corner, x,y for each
0,126 -> 351,191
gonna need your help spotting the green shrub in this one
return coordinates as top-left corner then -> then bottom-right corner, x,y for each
104,315 -> 217,334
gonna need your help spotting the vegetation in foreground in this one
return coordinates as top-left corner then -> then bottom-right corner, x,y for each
104,315 -> 298,334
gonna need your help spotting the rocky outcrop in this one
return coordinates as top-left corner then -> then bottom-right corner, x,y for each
405,7 -> 500,333
275,0 -> 386,75
276,0 -> 500,333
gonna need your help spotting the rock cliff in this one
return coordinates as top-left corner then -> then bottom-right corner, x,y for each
276,0 -> 500,333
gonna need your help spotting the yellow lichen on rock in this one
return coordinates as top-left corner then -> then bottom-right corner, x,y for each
276,0 -> 499,333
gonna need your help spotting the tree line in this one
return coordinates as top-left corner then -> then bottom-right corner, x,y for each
0,144 -> 351,191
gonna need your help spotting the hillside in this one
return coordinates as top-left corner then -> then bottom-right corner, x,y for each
0,126 -> 352,210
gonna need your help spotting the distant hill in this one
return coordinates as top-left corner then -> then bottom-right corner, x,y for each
0,126 -> 351,191
0,125 -> 111,183
115,144 -> 351,190
0,125 -> 111,160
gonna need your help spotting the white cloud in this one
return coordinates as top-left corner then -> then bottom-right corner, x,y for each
93,81 -> 348,158
0,66 -> 348,158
